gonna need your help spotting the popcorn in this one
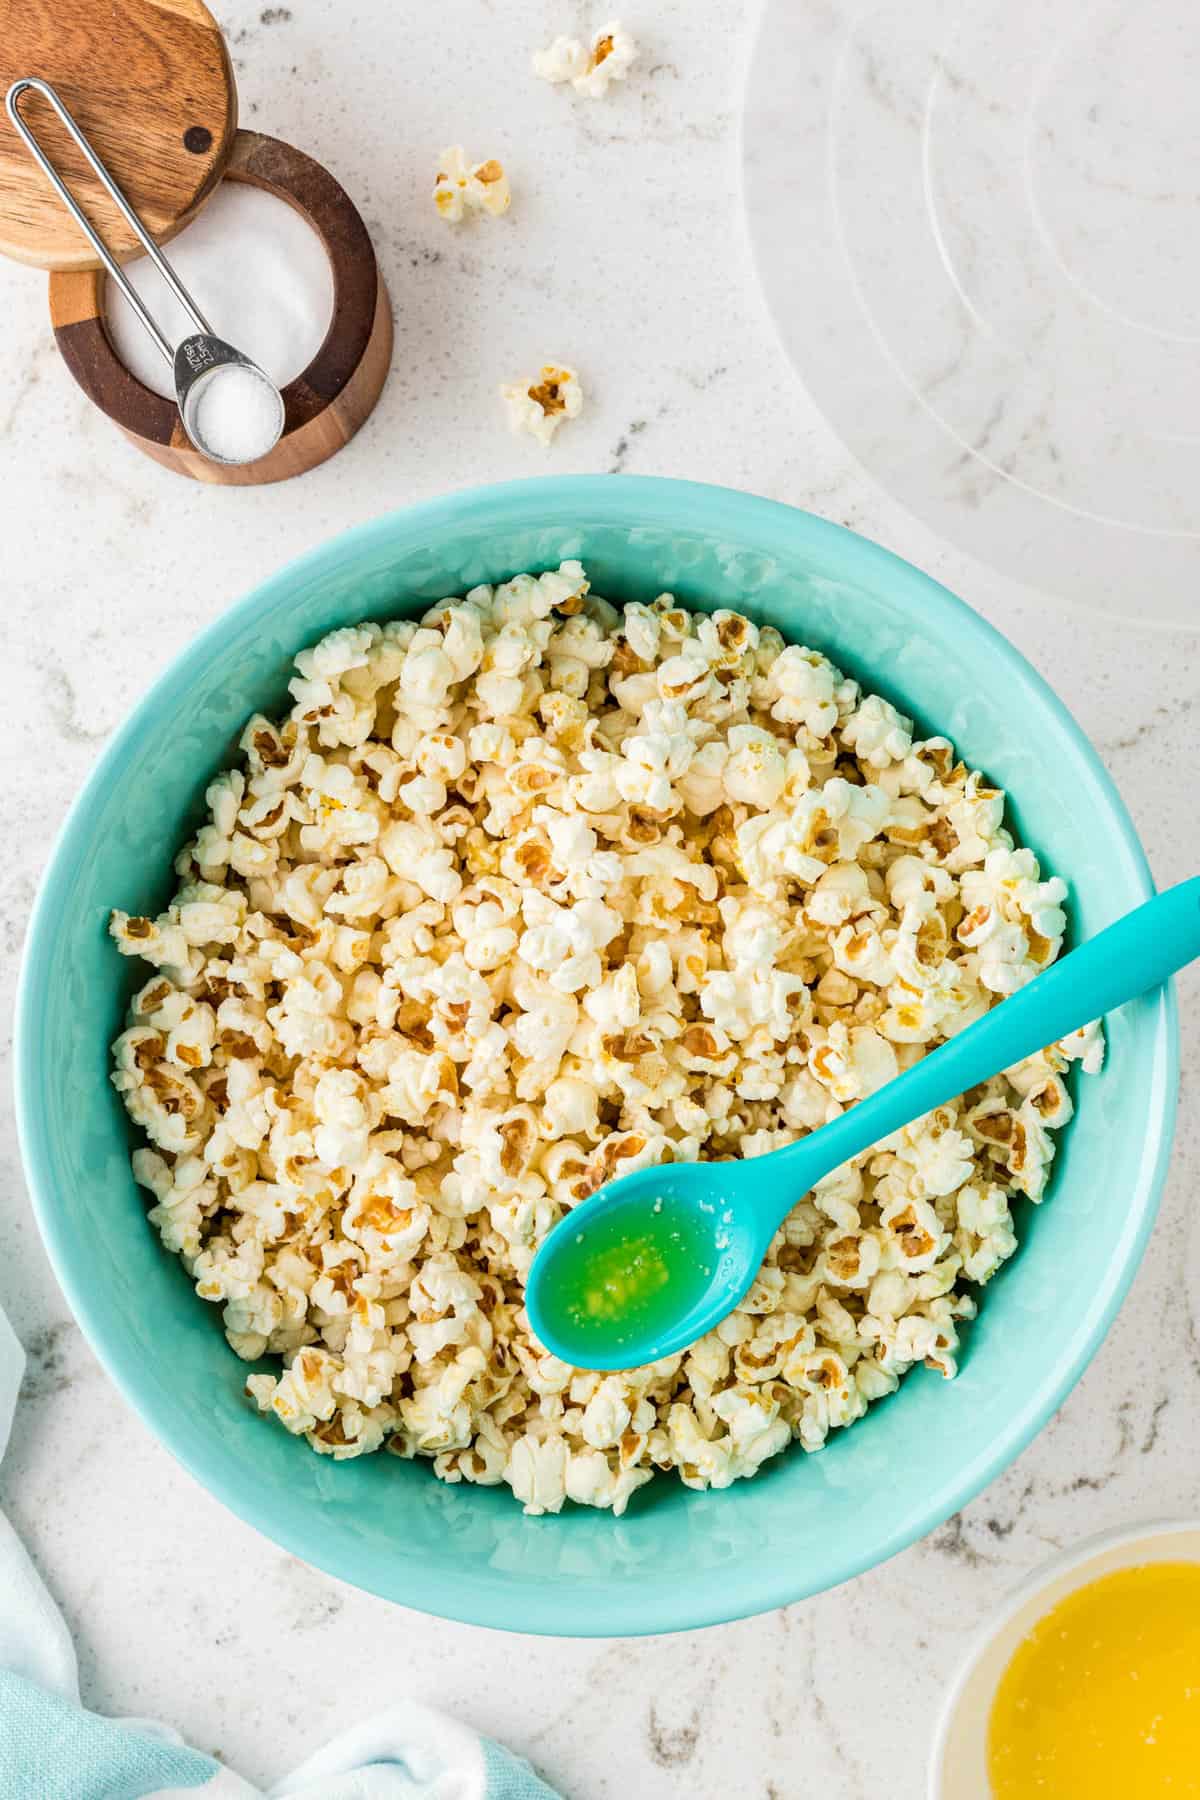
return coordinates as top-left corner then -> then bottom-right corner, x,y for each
955,1181 -> 1017,1283
533,22 -> 638,98
110,566 -> 1098,1517
543,1075 -> 601,1139
312,1067 -> 371,1169
580,1376 -> 632,1449
401,1350 -> 488,1454
500,366 -> 584,446
756,644 -> 843,737
842,694 -> 913,770
1057,1019 -> 1105,1076
532,35 -> 588,85
723,724 -> 787,809
505,1433 -> 568,1515
433,146 -> 511,222
565,1449 -> 652,1516
710,1388 -> 790,1476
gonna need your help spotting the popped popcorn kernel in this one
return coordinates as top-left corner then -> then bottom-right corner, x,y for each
433,145 -> 511,222
110,564 -> 1097,1516
533,21 -> 638,97
500,365 -> 584,446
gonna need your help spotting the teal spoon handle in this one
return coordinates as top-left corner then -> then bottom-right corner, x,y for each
764,876 -> 1198,1213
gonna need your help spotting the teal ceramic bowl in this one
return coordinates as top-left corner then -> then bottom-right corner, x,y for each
16,477 -> 1177,1635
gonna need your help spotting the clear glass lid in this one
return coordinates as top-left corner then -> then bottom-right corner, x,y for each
743,0 -> 1200,628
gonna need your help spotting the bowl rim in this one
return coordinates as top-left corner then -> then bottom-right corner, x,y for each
927,1516 -> 1200,1796
14,475 -> 1180,1634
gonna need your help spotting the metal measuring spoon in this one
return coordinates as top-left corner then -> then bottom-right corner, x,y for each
526,877 -> 1200,1371
173,338 -> 285,468
6,78 -> 284,465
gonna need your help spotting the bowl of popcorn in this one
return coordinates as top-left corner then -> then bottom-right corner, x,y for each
16,476 -> 1176,1634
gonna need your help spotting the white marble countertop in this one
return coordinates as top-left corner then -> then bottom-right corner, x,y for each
1,2 -> 1196,1794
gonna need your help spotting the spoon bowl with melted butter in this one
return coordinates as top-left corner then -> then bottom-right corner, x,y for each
527,878 -> 1200,1371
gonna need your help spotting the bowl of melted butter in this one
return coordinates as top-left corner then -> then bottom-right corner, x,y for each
932,1520 -> 1200,1798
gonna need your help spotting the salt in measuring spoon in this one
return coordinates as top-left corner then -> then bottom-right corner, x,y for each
526,877 -> 1200,1372
6,78 -> 284,465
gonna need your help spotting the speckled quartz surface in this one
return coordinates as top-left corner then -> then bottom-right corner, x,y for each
0,2 -> 1197,1795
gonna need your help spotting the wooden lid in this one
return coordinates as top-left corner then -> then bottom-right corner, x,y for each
0,0 -> 236,270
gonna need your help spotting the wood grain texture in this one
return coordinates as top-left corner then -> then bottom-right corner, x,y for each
0,0 -> 236,269
48,131 -> 393,486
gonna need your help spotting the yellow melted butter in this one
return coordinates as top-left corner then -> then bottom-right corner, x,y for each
988,1561 -> 1200,1797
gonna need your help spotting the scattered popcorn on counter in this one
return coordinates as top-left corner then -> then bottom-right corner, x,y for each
533,22 -> 639,97
109,566 -> 1101,1513
433,147 -> 511,222
500,366 -> 584,446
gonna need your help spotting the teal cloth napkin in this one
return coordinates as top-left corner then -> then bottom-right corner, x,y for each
0,1307 -> 563,1800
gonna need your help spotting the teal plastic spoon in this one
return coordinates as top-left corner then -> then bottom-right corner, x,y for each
526,876 -> 1199,1371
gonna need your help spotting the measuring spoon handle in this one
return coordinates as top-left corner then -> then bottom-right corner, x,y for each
773,876 -> 1198,1195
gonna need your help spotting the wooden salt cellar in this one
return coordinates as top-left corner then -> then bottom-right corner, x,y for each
0,0 -> 392,484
